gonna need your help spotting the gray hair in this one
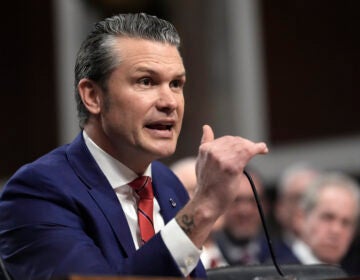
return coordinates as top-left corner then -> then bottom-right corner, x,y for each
278,162 -> 320,196
300,172 -> 360,219
74,13 -> 181,128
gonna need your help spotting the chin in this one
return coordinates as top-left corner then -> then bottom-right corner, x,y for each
149,145 -> 177,159
159,148 -> 177,158
322,257 -> 339,265
318,251 -> 340,264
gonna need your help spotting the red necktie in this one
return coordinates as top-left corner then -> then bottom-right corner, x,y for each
129,176 -> 155,245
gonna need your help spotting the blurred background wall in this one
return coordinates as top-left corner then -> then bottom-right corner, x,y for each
1,0 -> 359,189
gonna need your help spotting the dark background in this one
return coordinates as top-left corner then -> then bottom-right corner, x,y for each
1,0 -> 359,182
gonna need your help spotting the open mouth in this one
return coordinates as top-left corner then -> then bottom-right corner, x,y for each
145,123 -> 173,131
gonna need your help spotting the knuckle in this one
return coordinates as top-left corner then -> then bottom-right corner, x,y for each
198,143 -> 210,155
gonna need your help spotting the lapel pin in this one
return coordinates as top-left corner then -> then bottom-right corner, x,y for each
169,198 -> 177,208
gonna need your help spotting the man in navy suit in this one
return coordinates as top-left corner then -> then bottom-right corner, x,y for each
0,13 -> 268,280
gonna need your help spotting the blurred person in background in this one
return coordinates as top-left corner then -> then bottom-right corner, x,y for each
213,167 -> 269,266
288,172 -> 360,272
170,157 -> 198,198
171,157 -> 226,269
270,162 -> 321,263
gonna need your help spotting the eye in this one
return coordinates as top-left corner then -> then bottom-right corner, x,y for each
342,218 -> 354,229
138,77 -> 153,87
170,79 -> 185,89
320,212 -> 335,222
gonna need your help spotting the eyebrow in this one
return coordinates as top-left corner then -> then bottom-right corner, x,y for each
134,67 -> 186,78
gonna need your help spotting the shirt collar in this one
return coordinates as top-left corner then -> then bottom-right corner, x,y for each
292,238 -> 323,265
83,130 -> 152,190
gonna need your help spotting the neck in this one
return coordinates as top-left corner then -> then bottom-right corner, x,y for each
83,125 -> 151,175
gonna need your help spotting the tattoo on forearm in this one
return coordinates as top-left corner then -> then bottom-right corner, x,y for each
177,214 -> 195,235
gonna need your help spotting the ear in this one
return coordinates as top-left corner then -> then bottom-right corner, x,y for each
77,78 -> 102,114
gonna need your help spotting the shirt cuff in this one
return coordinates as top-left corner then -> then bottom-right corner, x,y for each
160,218 -> 202,276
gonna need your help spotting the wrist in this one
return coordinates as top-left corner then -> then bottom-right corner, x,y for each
175,198 -> 221,248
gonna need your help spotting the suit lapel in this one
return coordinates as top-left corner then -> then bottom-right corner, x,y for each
66,133 -> 136,256
151,161 -> 189,223
153,182 -> 179,223
66,134 -> 190,257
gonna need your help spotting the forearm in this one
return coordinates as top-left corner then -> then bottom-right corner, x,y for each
175,195 -> 222,249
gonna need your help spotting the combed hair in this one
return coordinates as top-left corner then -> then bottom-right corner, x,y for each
74,13 -> 181,128
300,172 -> 360,218
278,162 -> 320,196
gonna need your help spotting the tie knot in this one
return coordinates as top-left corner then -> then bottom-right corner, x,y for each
129,176 -> 154,199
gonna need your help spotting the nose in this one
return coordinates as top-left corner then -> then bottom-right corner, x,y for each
233,197 -> 257,214
329,220 -> 344,237
156,85 -> 179,114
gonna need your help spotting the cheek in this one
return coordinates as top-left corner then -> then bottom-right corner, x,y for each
224,209 -> 240,223
177,96 -> 185,113
111,97 -> 147,121
341,229 -> 355,245
304,217 -> 322,241
101,98 -> 140,134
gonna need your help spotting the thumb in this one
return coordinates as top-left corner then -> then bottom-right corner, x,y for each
200,124 -> 215,144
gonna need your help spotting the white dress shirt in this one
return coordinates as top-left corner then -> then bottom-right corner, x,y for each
200,242 -> 228,269
292,238 -> 323,265
83,131 -> 201,276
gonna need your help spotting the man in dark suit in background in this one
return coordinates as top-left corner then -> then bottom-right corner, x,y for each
213,168 -> 269,266
292,172 -> 360,268
271,163 -> 320,264
0,13 -> 268,280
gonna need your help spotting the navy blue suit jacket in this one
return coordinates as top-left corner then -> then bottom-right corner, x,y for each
262,237 -> 301,265
0,133 -> 206,280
